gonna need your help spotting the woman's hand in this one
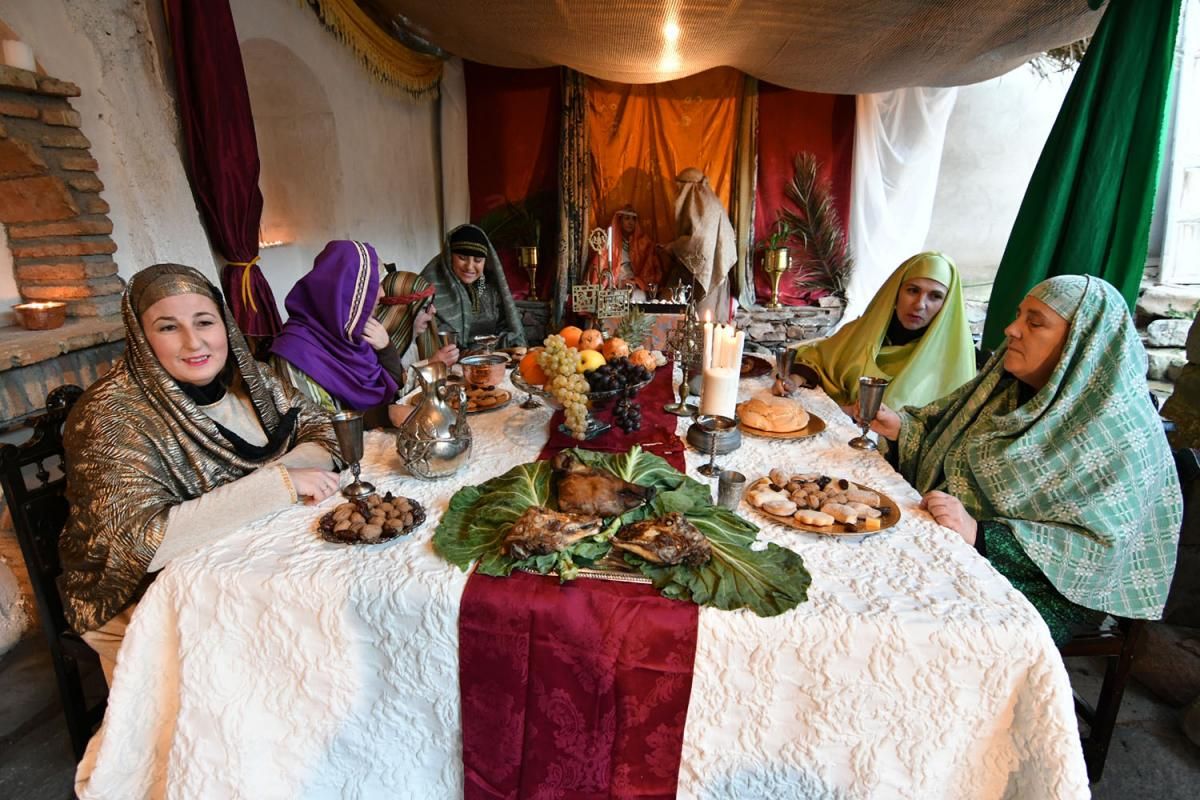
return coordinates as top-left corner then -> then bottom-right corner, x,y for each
869,403 -> 901,441
431,344 -> 460,366
286,467 -> 340,505
921,491 -> 977,545
840,400 -> 900,441
362,318 -> 390,350
413,303 -> 437,335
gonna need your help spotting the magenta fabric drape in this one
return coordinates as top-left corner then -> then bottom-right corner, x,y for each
165,0 -> 281,338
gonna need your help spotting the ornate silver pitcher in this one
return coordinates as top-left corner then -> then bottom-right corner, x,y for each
395,362 -> 472,480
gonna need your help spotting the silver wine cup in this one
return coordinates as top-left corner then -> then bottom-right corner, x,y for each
331,410 -> 376,498
695,414 -> 737,477
849,376 -> 889,451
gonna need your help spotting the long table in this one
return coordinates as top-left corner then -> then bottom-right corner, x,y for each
75,374 -> 1088,799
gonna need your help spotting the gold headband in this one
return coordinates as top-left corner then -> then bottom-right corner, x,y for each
132,265 -> 218,317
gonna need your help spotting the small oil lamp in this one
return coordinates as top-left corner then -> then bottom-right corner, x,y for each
13,301 -> 67,330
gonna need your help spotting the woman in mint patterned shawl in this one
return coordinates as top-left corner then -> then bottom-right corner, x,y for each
872,275 -> 1180,643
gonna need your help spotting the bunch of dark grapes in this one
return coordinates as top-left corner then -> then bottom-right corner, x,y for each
613,392 -> 642,433
585,357 -> 652,394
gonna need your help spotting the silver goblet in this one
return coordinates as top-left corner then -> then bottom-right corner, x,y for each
694,414 -> 737,477
331,410 -> 376,499
849,376 -> 889,451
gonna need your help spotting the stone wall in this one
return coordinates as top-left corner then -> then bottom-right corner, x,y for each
0,65 -> 122,316
734,299 -> 844,351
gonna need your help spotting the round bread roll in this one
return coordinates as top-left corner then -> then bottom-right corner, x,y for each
739,394 -> 810,433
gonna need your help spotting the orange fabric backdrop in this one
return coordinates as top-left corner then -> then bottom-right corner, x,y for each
586,67 -> 743,253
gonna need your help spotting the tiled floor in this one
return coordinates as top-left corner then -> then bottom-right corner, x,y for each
1,635 -> 1198,798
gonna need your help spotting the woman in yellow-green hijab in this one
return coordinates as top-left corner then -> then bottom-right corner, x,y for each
792,252 -> 975,410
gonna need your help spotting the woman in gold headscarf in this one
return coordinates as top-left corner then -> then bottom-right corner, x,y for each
792,252 -> 975,410
59,264 -> 341,685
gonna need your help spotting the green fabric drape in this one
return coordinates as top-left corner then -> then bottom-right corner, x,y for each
981,0 -> 1183,350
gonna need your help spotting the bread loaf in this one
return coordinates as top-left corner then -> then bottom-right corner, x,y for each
739,394 -> 810,433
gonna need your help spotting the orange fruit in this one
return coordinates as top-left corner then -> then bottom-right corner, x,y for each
629,348 -> 656,372
519,349 -> 547,385
579,329 -> 604,351
558,325 -> 583,349
602,337 -> 629,360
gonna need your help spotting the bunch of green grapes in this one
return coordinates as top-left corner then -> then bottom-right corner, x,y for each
538,334 -> 581,377
549,373 -> 591,439
539,335 -> 590,439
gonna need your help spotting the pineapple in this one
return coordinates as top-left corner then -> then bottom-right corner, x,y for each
613,306 -> 656,349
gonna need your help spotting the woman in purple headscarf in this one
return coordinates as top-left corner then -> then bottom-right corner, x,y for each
270,240 -> 421,427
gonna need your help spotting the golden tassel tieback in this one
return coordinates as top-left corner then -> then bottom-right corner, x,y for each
227,255 -> 261,313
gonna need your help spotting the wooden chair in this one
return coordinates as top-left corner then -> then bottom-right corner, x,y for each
0,384 -> 106,761
1059,616 -> 1144,783
1058,446 -> 1198,783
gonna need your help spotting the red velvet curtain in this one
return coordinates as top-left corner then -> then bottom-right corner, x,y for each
753,86 -> 855,306
165,0 -> 281,338
464,62 -> 561,301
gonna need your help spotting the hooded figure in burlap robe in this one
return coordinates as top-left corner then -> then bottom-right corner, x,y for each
666,168 -> 737,313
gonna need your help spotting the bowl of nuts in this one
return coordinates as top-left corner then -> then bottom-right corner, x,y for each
317,492 -> 425,544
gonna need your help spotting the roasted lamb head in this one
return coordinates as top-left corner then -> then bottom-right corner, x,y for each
553,451 -> 655,517
612,513 -> 712,567
503,506 -> 604,560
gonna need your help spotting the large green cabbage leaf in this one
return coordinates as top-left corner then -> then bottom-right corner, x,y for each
432,446 -> 810,616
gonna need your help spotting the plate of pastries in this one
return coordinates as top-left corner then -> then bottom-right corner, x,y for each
744,469 -> 900,535
405,387 -> 512,414
736,394 -> 826,439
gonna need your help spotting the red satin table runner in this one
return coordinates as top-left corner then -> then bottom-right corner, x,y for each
459,363 -> 699,799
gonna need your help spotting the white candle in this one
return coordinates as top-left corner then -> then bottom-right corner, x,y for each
700,366 -> 739,417
703,315 -> 713,370
733,329 -> 745,369
2,41 -> 35,72
719,324 -> 733,369
607,226 -> 613,275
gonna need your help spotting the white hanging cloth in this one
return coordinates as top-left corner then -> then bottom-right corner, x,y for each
843,87 -> 958,325
439,57 -> 471,236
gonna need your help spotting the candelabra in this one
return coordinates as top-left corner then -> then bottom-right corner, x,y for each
663,299 -> 703,416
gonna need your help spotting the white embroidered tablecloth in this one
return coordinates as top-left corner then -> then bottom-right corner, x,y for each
76,377 -> 1089,799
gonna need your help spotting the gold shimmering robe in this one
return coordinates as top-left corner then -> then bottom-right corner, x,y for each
59,264 -> 340,633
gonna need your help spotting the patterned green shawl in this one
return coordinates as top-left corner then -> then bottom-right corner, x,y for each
418,224 -> 527,349
897,275 -> 1180,618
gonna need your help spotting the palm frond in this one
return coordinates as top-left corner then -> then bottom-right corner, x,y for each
778,153 -> 853,297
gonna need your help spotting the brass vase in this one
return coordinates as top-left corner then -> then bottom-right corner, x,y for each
518,246 -> 539,301
764,247 -> 789,310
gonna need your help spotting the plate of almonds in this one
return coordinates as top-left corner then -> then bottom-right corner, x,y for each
318,492 -> 426,544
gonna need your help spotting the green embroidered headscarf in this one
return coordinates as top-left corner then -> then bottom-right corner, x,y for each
898,275 -> 1181,619
792,252 -> 975,409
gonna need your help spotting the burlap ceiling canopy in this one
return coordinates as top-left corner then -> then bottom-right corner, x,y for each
372,0 -> 1102,92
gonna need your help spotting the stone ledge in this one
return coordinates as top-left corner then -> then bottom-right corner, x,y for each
0,316 -> 124,372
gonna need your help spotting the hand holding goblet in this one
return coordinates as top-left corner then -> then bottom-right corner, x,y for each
848,376 -> 889,451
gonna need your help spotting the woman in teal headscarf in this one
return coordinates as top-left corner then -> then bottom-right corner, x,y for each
420,224 -> 527,349
869,275 -> 1181,643
792,252 -> 976,410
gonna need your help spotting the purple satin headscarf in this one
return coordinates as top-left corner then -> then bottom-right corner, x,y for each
270,240 -> 398,409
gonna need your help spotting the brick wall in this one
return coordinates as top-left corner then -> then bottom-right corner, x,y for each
0,64 -> 121,317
